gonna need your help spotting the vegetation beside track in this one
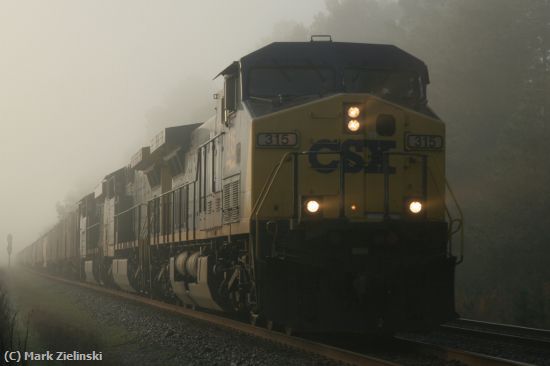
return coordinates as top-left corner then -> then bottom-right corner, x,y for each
0,268 -> 27,365
4,269 -> 134,365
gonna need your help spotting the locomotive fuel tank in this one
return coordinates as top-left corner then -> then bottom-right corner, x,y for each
170,252 -> 224,311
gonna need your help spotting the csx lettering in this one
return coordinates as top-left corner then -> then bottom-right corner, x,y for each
308,139 -> 396,174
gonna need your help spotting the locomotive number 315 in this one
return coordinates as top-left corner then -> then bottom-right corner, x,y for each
257,133 -> 298,147
406,134 -> 443,150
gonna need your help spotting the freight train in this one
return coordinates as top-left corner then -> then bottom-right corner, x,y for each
18,38 -> 463,334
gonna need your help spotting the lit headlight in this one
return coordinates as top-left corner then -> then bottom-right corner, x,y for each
409,201 -> 423,214
347,106 -> 361,118
347,119 -> 361,132
305,200 -> 320,214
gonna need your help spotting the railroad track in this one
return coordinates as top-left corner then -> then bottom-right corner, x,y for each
24,269 -> 536,366
392,337 -> 535,366
441,318 -> 550,349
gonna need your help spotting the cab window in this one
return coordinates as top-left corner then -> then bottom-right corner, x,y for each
224,74 -> 239,119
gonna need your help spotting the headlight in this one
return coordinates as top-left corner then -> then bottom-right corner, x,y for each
305,200 -> 320,214
347,106 -> 361,118
347,119 -> 361,132
343,104 -> 364,134
409,201 -> 423,214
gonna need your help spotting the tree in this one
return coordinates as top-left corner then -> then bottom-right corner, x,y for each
400,0 -> 550,326
267,0 -> 550,326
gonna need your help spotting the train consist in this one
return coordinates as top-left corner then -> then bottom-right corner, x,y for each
18,38 -> 462,333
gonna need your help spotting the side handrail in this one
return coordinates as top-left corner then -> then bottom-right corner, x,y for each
114,203 -> 147,245
114,203 -> 147,219
252,151 -> 345,222
250,152 -> 294,263
445,179 -> 464,264
383,152 -> 428,218
251,152 -> 294,219
427,167 -> 464,264
250,151 -> 344,262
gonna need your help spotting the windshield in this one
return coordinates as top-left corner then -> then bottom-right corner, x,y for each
343,69 -> 423,105
248,67 -> 336,98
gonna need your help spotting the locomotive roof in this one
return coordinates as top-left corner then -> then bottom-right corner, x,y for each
219,41 -> 429,83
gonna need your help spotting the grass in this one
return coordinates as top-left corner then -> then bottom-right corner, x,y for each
3,268 -> 136,365
0,268 -> 28,365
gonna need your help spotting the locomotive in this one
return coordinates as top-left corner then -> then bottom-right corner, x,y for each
18,38 -> 463,334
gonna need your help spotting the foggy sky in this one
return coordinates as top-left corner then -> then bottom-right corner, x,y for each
0,0 -> 328,262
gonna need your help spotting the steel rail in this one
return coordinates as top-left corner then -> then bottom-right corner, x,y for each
441,318 -> 550,349
26,270 -> 536,366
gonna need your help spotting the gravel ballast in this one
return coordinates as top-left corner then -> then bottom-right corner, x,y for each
6,269 -> 339,366
398,330 -> 550,366
73,288 -> 339,366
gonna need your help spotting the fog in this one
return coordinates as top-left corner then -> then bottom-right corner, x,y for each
1,0 -> 548,327
0,0 -> 327,261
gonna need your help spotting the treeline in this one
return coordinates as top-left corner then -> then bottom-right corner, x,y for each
270,0 -> 550,327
